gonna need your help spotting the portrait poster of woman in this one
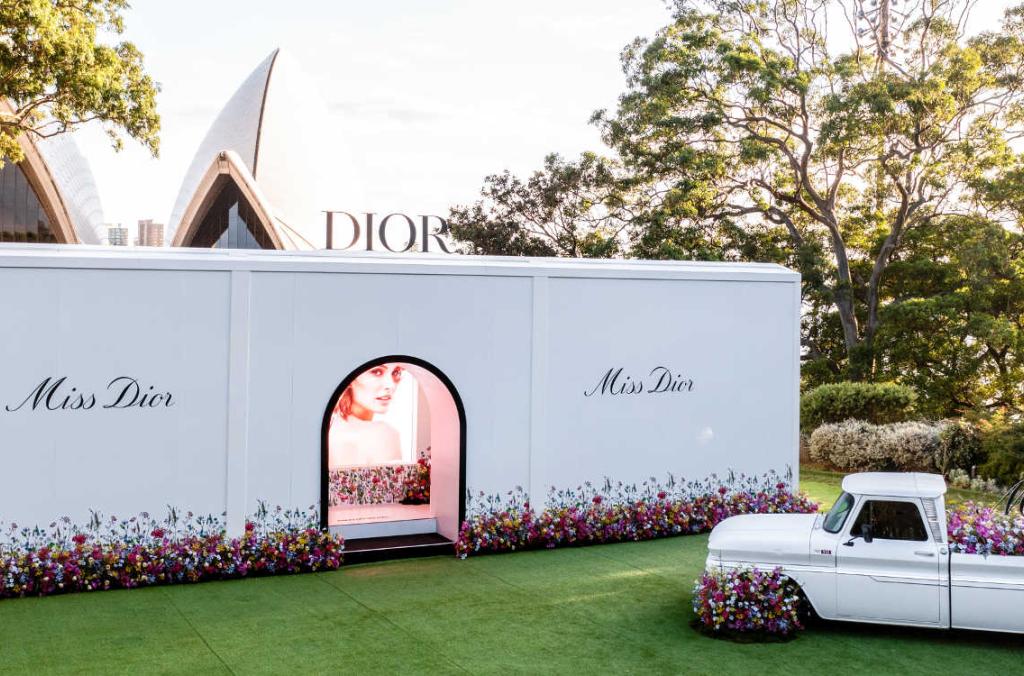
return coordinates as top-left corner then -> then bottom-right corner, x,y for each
326,362 -> 432,526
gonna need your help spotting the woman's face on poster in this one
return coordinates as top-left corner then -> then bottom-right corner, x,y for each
350,363 -> 403,415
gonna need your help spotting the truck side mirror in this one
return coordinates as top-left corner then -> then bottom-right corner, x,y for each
861,523 -> 874,544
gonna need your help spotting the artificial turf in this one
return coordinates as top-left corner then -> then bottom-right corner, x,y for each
1,535 -> 1022,674
0,471 -> 1019,675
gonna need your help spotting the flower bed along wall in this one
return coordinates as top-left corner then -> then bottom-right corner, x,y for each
0,503 -> 343,599
455,471 -> 817,558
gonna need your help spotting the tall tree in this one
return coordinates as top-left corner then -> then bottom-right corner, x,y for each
454,0 -> 1024,389
873,215 -> 1024,417
0,0 -> 160,166
449,152 -> 627,257
596,0 -> 1024,379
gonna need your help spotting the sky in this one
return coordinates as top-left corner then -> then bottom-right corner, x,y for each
74,0 -> 1018,232
76,0 -> 674,229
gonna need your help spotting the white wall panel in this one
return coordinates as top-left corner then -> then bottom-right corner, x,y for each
0,267 -> 231,527
245,273 -> 298,512
539,277 -> 797,495
0,248 -> 798,532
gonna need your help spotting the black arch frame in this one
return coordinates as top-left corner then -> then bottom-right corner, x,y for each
319,354 -> 467,533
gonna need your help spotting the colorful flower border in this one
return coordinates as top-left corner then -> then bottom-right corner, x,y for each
11,471 -> 1019,602
1,503 -> 342,599
455,471 -> 819,557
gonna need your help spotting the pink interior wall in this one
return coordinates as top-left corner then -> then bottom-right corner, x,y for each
405,363 -> 461,540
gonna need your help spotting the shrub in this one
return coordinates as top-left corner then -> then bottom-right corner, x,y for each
806,419 -> 983,473
801,382 -> 916,432
692,567 -> 804,637
809,420 -> 937,471
809,419 -> 981,473
455,472 -> 818,558
947,469 -> 1000,493
979,423 -> 1024,487
935,420 -> 982,474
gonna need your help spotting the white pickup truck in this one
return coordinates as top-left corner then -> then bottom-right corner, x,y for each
706,472 -> 1024,633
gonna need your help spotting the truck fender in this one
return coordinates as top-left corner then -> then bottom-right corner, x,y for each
779,570 -> 821,620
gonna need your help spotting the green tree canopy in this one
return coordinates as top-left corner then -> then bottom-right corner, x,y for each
449,152 -> 627,257
0,0 -> 160,166
874,215 -> 1024,417
451,0 -> 1024,414
599,0 -> 1024,379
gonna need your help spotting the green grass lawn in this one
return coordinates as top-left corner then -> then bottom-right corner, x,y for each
800,466 -> 1001,509
0,469 -> 1018,675
2,540 -> 1023,673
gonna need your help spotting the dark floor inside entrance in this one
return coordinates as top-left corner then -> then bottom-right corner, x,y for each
343,532 -> 454,564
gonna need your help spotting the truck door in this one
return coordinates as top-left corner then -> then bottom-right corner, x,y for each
836,498 -> 942,626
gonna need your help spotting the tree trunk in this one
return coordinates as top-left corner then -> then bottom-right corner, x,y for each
824,218 -> 865,379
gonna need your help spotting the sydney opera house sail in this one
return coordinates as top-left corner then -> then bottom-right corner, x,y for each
188,181 -> 276,249
0,120 -> 104,245
2,48 -> 355,250
169,49 -> 358,250
0,162 -> 57,243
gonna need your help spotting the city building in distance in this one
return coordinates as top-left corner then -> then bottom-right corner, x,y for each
136,220 -> 165,247
107,224 -> 129,246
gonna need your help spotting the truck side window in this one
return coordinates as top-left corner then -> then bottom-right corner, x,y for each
851,500 -> 928,542
823,492 -> 855,533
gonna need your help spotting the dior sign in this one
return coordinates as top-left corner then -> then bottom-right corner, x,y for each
4,376 -> 175,412
584,367 -> 696,397
324,211 -> 455,254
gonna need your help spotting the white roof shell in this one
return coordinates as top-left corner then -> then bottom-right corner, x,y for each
168,49 -> 362,249
0,99 -> 105,245
34,133 -> 105,245
841,472 -> 947,499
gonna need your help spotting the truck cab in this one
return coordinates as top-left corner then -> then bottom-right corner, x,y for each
706,472 -> 1024,633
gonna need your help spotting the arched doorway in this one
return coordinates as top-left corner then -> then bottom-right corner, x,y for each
320,356 -> 465,546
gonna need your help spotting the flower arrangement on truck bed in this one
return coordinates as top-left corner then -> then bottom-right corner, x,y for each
947,502 -> 1024,557
0,503 -> 342,599
455,471 -> 818,558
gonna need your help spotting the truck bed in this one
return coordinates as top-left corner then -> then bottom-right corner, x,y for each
951,553 -> 1024,633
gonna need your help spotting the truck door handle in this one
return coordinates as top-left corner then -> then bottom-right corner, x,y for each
914,550 -> 935,557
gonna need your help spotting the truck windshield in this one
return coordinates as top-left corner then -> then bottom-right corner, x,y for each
823,492 -> 855,533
